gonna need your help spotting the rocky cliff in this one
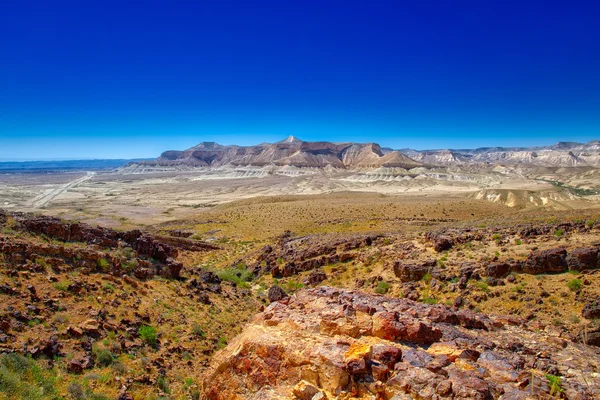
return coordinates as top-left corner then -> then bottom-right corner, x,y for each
202,286 -> 600,399
129,137 -> 600,171
403,140 -> 600,167
132,137 -> 424,169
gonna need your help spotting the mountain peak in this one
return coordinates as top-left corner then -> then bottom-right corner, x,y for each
279,135 -> 302,143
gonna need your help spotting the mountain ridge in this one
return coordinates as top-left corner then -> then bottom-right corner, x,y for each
141,137 -> 424,169
132,137 -> 600,169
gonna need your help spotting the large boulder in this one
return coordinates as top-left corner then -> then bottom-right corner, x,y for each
303,269 -> 327,286
521,248 -> 567,274
567,247 -> 599,272
429,234 -> 453,252
582,298 -> 600,320
485,262 -> 511,278
393,259 -> 436,282
268,285 -> 288,303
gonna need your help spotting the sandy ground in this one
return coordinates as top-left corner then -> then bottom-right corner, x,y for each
0,166 -> 599,228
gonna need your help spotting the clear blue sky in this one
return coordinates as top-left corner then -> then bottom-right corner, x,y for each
1,0 -> 599,160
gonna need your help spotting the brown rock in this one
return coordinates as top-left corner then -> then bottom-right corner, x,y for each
268,285 -> 288,303
292,381 -> 320,400
567,247 -> 599,271
303,270 -> 327,286
485,262 -> 511,278
521,248 -> 567,274
582,298 -> 600,319
393,259 -> 436,282
372,344 -> 402,369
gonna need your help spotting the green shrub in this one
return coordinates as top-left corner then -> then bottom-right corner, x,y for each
554,229 -> 564,237
474,281 -> 489,293
157,376 -> 170,393
97,258 -> 110,271
68,382 -> 85,400
95,350 -> 114,367
285,280 -> 304,293
217,336 -> 228,349
52,281 -> 69,291
191,323 -> 205,339
138,325 -> 157,346
215,264 -> 254,288
102,283 -> 115,293
184,377 -> 194,387
515,239 -> 522,245
375,281 -> 391,294
422,272 -> 433,285
567,279 -> 582,292
422,296 -> 438,305
545,374 -> 564,396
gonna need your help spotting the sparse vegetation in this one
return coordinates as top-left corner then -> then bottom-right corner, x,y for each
375,281 -> 391,294
285,279 -> 305,293
474,281 -> 489,293
215,263 -> 254,288
97,258 -> 110,271
138,325 -> 158,346
0,353 -> 59,399
545,374 -> 564,397
95,350 -> 114,367
192,323 -> 206,339
422,272 -> 433,285
554,228 -> 564,237
217,336 -> 228,349
567,279 -> 582,292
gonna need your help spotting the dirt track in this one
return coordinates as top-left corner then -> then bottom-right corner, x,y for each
28,171 -> 95,208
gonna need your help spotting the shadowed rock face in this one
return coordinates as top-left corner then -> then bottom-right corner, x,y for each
202,287 -> 600,399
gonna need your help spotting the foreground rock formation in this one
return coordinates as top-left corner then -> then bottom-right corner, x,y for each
203,287 -> 600,399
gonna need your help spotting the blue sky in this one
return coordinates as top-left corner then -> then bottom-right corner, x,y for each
1,0 -> 599,160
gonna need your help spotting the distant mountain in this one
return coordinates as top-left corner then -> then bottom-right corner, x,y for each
129,138 -> 600,171
137,137 -> 423,169
402,140 -> 600,167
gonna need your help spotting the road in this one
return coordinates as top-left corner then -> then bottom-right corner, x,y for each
29,172 -> 95,209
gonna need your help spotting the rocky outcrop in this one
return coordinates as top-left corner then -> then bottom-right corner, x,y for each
246,232 -> 380,278
393,259 -> 436,282
202,287 -> 600,399
425,229 -> 486,253
583,298 -> 600,320
426,234 -> 453,252
567,247 -> 599,271
485,262 -> 511,278
268,285 -> 289,303
0,212 -> 218,279
521,248 -> 568,274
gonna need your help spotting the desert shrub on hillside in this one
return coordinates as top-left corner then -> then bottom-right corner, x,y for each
95,349 -> 114,367
567,279 -> 582,292
138,325 -> 158,346
215,263 -> 254,288
97,258 -> 110,272
375,281 -> 390,294
0,353 -> 58,399
545,374 -> 564,396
